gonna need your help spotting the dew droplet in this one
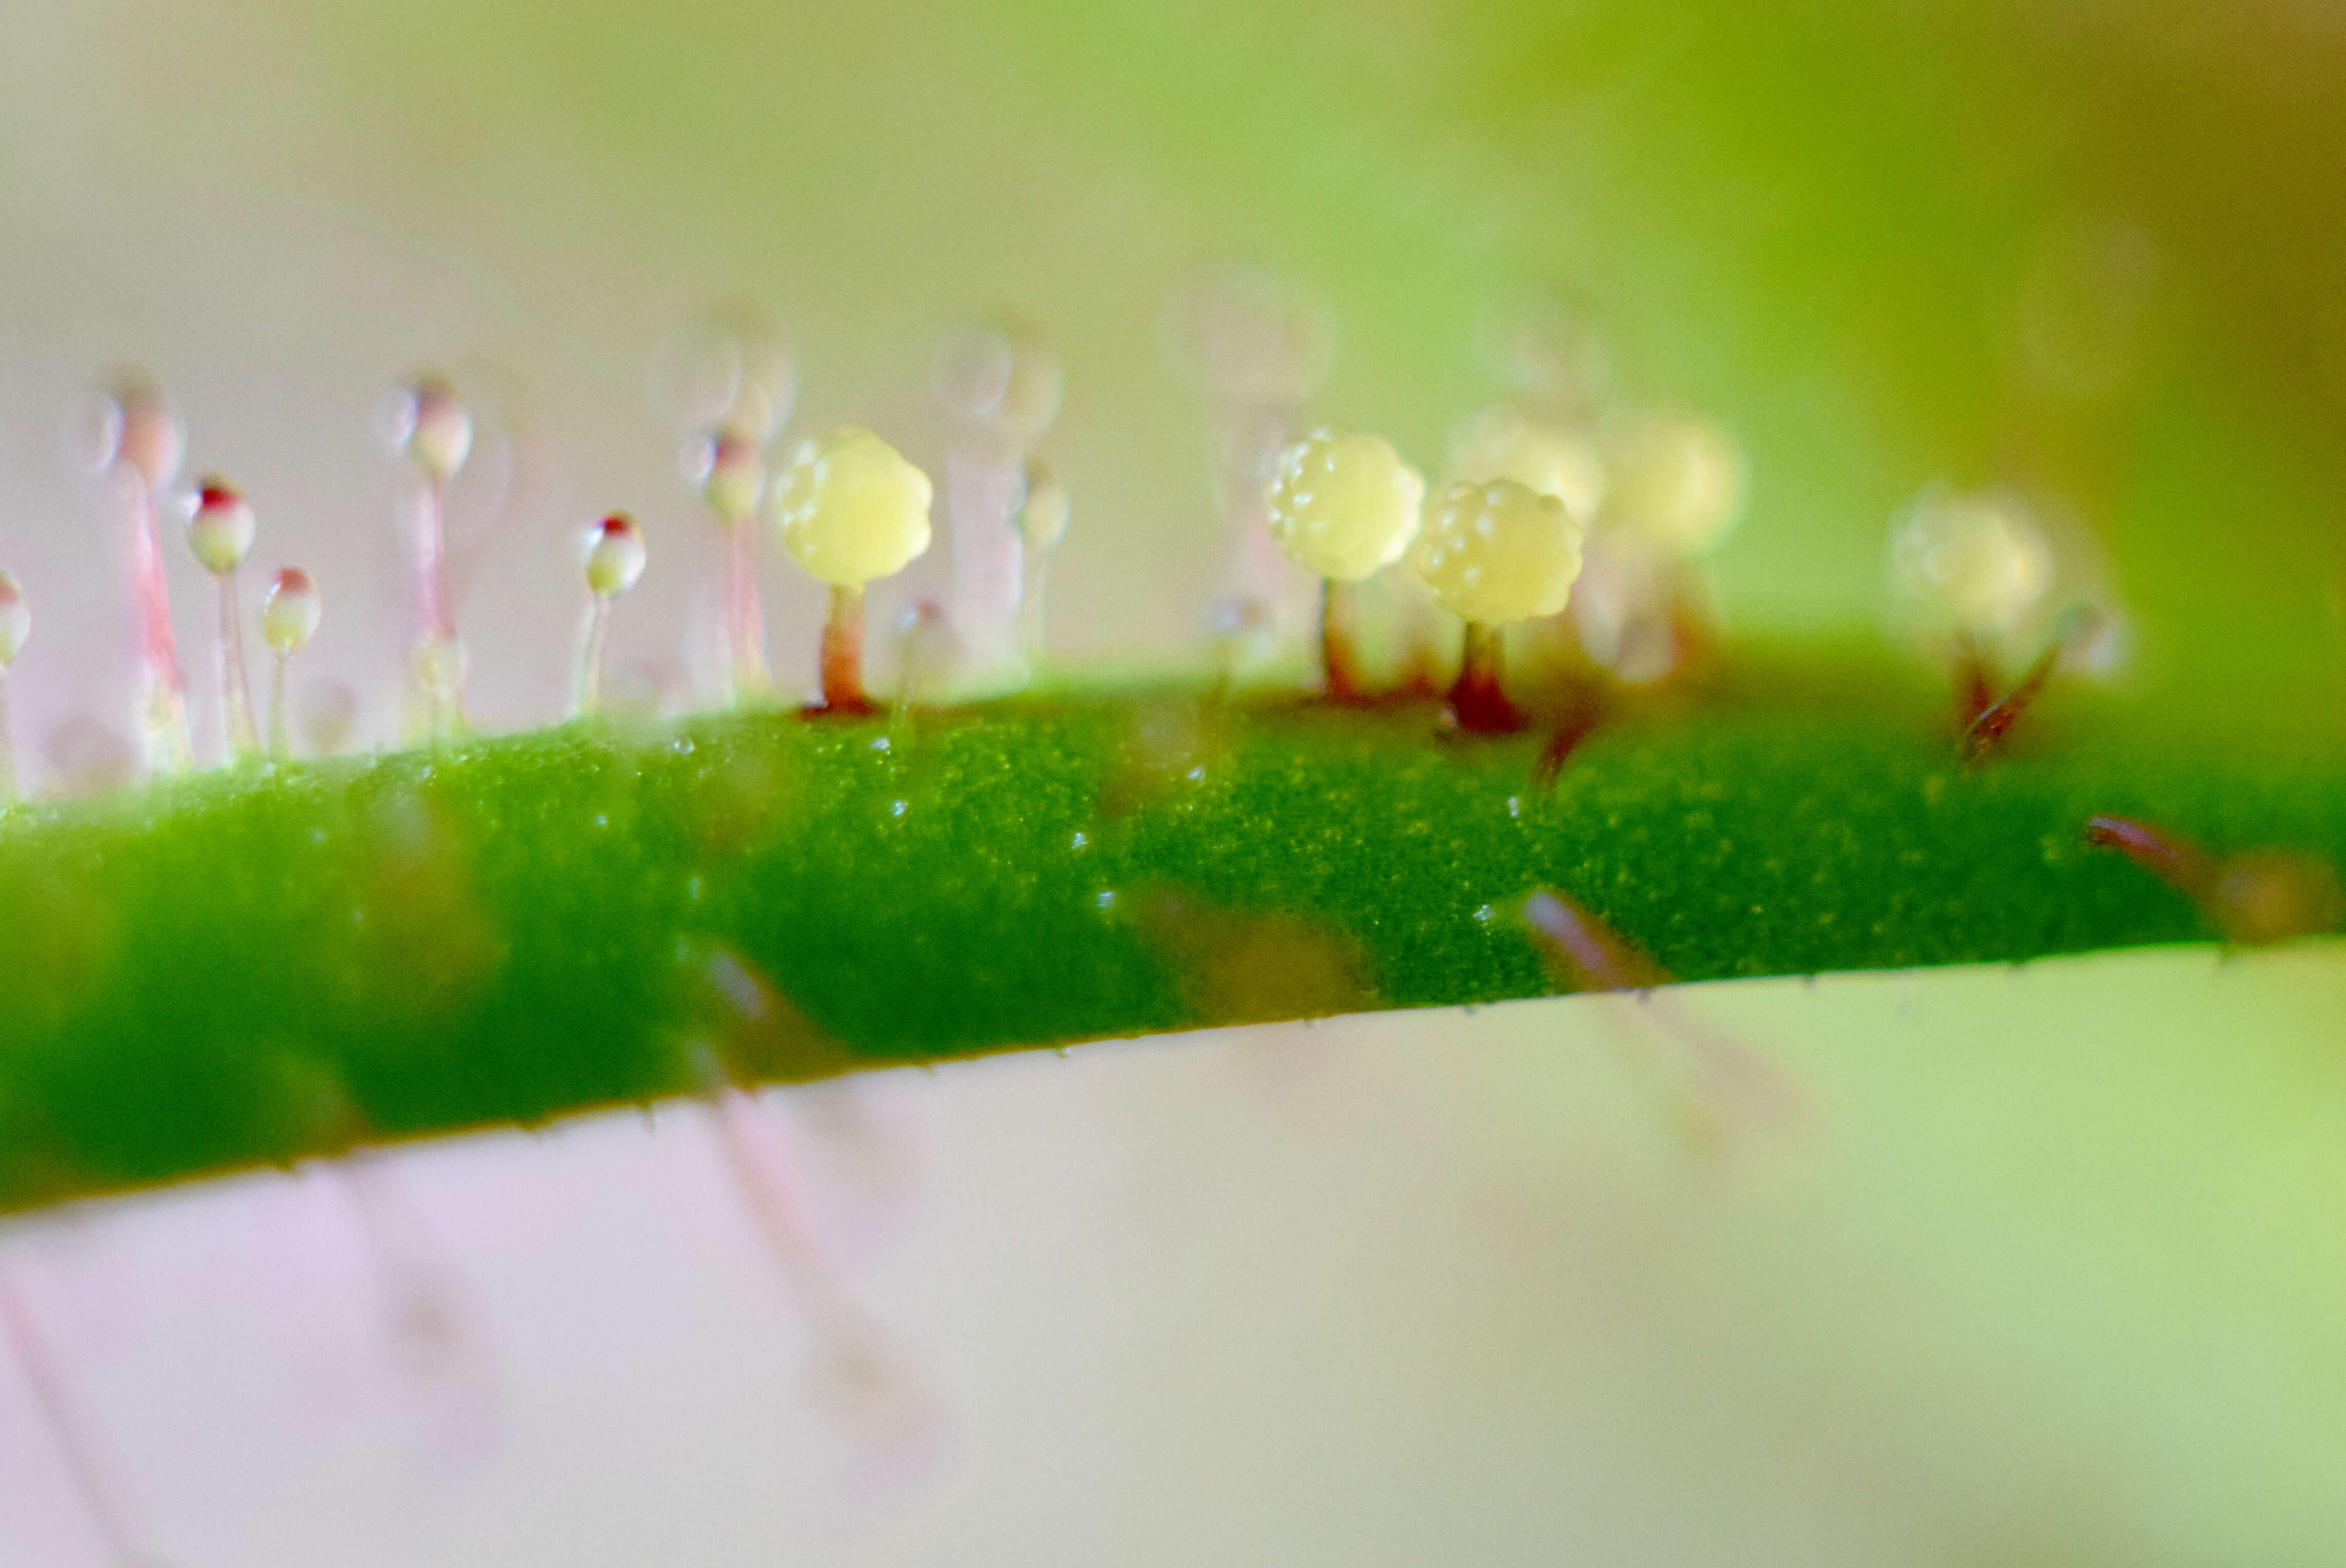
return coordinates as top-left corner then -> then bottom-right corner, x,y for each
262,568 -> 322,656
671,736 -> 696,755
103,375 -> 184,489
575,515 -> 646,718
695,427 -> 766,527
184,477 -> 256,575
393,376 -> 474,481
262,572 -> 319,763
583,513 -> 648,599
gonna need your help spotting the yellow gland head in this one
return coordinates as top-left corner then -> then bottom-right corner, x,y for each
1265,427 -> 1425,583
773,427 -> 933,588
1601,413 -> 1746,557
399,376 -> 473,481
261,567 -> 321,656
1013,457 -> 1070,554
1448,405 -> 1605,525
0,570 -> 27,665
186,477 -> 256,575
696,426 -> 765,526
1890,490 -> 2052,635
1409,478 -> 1585,625
583,513 -> 648,598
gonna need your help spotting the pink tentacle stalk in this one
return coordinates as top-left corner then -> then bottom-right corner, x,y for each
214,574 -> 257,760
724,520 -> 769,701
0,1268 -> 165,1568
394,378 -> 473,739
695,426 -> 771,705
0,669 -> 15,804
125,482 -> 191,775
411,474 -> 465,737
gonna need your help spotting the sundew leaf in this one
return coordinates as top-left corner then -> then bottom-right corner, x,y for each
0,669 -> 2338,1214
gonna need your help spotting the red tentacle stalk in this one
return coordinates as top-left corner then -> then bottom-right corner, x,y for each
1949,631 -> 1997,734
2085,814 -> 2342,945
816,583 -> 875,716
2084,815 -> 2218,899
1532,683 -> 1607,793
1445,621 -> 1524,735
1319,577 -> 1364,704
1962,638 -> 2063,762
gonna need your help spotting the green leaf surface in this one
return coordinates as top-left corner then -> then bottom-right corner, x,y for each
0,670 -> 2338,1214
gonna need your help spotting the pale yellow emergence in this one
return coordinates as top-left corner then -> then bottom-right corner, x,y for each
773,427 -> 934,587
1448,405 -> 1605,524
1410,478 -> 1585,625
1265,427 -> 1426,582
1891,490 -> 2052,634
1602,413 -> 1746,557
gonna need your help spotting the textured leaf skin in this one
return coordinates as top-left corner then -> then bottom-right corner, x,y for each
0,682 -> 2337,1213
